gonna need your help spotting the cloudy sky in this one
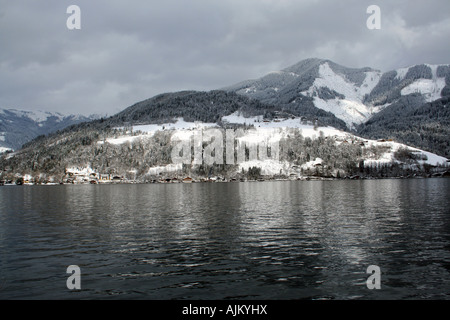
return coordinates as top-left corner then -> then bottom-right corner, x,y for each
0,0 -> 449,116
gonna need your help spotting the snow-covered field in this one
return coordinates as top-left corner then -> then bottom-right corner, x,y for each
222,111 -> 348,139
104,118 -> 218,145
134,118 -> 218,133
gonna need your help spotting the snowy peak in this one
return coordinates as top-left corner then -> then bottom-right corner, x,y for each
225,59 -> 450,129
3,109 -> 66,123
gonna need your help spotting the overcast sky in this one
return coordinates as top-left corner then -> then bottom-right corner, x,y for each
0,0 -> 449,116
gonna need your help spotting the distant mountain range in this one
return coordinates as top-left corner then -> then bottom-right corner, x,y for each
0,109 -> 98,151
1,58 -> 449,183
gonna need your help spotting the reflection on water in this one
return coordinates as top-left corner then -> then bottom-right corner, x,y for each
0,179 -> 449,299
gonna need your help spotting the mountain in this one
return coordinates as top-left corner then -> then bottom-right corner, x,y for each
1,90 -> 448,184
223,58 -> 450,157
1,58 -> 449,183
224,58 -> 379,127
357,95 -> 450,158
108,90 -> 273,126
0,108 -> 99,152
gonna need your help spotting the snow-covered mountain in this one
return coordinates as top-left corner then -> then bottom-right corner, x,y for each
1,59 -> 449,182
0,108 -> 98,152
224,58 -> 450,129
1,110 -> 447,184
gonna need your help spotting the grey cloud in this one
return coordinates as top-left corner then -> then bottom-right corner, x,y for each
0,0 -> 448,116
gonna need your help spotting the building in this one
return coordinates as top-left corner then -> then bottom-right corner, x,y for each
182,177 -> 193,183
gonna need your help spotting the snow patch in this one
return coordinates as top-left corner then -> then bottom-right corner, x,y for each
236,127 -> 283,146
243,86 -> 257,94
401,78 -> 445,102
147,163 -> 183,176
302,63 -> 381,126
363,140 -> 448,167
312,97 -> 370,128
65,166 -> 96,175
370,102 -> 392,114
0,147 -> 11,154
301,158 -> 323,170
222,112 -> 262,125
103,134 -> 150,145
395,67 -> 410,81
426,64 -> 439,80
360,71 -> 382,97
222,111 -> 348,139
239,160 -> 290,176
108,118 -> 218,145
132,118 -> 217,133
7,109 -> 66,123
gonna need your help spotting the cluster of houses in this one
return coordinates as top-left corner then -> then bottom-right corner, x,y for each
332,135 -> 371,146
64,171 -> 124,184
62,168 -> 200,184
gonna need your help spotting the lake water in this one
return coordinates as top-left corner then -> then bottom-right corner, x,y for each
0,179 -> 449,300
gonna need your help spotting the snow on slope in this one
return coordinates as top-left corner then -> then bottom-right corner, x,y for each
395,67 -> 410,81
227,60 -> 450,131
147,163 -> 183,176
401,78 -> 446,102
103,118 -> 218,145
133,118 -> 218,133
4,109 -> 66,123
396,64 -> 447,102
363,140 -> 446,167
222,113 -> 448,171
95,113 -> 447,177
223,111 -> 348,139
301,63 -> 382,127
0,147 -> 11,154
65,166 -> 96,175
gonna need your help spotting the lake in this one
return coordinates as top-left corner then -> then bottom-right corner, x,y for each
0,178 -> 449,300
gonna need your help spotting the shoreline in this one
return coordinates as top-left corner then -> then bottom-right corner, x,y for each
1,174 -> 448,187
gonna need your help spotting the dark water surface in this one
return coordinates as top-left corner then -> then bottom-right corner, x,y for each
0,179 -> 449,300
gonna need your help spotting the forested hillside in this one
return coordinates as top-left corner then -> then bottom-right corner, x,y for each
358,96 -> 450,158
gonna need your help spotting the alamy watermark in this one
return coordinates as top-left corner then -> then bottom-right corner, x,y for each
366,265 -> 381,289
66,265 -> 81,290
170,128 -> 280,166
366,5 -> 381,30
66,5 -> 81,30
65,5 -> 381,31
